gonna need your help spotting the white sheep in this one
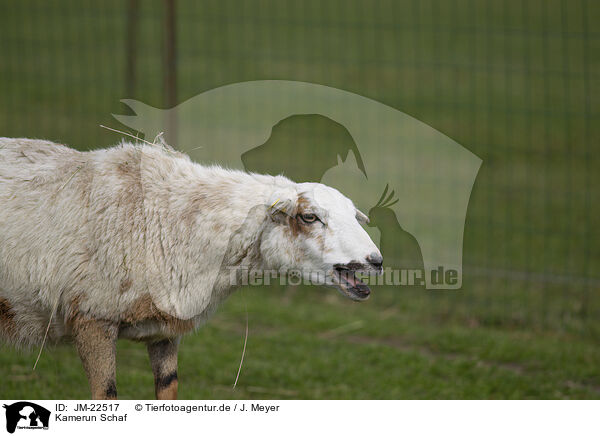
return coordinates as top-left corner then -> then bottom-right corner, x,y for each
0,137 -> 382,399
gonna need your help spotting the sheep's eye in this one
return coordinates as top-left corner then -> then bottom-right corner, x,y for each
299,213 -> 318,224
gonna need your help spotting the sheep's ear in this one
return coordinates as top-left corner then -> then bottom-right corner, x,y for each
267,192 -> 296,223
356,209 -> 370,224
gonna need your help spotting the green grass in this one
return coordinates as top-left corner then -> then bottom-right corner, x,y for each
0,0 -> 598,399
2,284 -> 599,399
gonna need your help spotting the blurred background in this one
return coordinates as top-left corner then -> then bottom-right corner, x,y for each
0,0 -> 598,399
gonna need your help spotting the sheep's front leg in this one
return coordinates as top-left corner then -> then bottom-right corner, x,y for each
71,319 -> 119,400
147,338 -> 180,400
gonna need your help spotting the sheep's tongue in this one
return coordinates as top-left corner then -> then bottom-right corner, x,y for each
339,270 -> 371,299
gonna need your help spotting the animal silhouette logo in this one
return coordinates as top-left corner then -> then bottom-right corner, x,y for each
3,402 -> 50,433
114,80 -> 482,290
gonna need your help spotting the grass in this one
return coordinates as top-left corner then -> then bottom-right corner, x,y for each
2,284 -> 599,399
0,0 -> 598,399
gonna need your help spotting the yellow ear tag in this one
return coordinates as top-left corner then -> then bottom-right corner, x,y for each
269,199 -> 281,210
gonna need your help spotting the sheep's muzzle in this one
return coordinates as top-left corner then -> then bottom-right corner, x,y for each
332,264 -> 372,301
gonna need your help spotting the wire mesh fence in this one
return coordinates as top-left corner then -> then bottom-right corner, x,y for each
0,0 -> 597,338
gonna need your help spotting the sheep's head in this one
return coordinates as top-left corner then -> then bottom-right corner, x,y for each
261,182 -> 382,301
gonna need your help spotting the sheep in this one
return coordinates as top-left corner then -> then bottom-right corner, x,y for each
0,137 -> 382,400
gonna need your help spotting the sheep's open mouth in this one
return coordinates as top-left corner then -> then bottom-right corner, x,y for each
332,266 -> 371,301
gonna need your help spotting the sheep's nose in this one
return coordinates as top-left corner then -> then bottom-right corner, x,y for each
366,252 -> 383,268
